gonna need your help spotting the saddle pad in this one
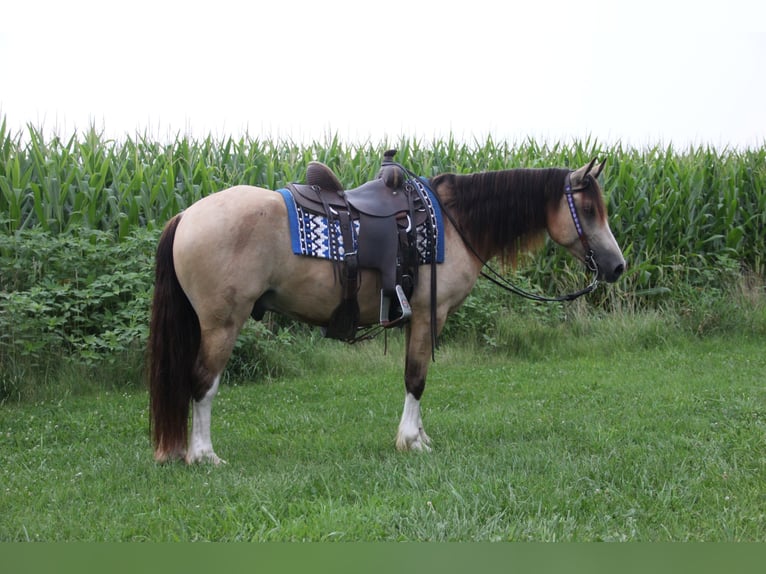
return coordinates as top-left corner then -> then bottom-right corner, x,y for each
277,178 -> 444,264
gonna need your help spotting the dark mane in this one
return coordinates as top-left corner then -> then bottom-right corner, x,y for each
430,168 -> 573,263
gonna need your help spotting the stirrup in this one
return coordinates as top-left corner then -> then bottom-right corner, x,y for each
380,285 -> 412,327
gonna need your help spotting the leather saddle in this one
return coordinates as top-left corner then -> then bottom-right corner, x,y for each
286,150 -> 432,341
293,163 -> 416,218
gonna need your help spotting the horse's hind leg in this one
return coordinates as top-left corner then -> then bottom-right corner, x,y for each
187,374 -> 223,464
185,323 -> 240,464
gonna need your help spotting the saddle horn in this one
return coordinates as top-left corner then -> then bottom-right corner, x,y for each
378,149 -> 404,189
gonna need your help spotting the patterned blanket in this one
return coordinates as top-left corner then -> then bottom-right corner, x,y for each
277,179 -> 444,264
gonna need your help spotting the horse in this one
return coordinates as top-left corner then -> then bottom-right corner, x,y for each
148,157 -> 625,464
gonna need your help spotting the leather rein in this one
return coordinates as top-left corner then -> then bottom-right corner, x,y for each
353,162 -> 599,359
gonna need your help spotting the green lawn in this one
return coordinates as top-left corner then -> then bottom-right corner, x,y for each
1,327 -> 764,541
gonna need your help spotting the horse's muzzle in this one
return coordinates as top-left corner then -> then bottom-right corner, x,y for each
599,259 -> 625,283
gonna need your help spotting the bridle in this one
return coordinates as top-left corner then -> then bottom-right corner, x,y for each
447,171 -> 601,303
563,171 -> 599,276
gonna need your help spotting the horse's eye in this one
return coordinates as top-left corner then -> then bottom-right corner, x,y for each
583,200 -> 596,217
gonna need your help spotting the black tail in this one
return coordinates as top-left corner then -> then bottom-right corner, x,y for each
148,214 -> 201,461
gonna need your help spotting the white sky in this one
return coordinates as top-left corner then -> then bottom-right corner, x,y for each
1,0 -> 764,149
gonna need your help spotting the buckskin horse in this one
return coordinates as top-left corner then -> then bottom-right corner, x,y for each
148,155 -> 625,464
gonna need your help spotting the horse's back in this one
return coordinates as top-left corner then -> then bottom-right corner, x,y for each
177,185 -> 285,243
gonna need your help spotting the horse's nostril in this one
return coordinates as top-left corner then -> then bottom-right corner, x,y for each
614,263 -> 625,278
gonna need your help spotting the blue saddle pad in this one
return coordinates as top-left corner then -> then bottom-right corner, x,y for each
277,178 -> 444,264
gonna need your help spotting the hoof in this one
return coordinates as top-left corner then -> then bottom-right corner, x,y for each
154,447 -> 186,464
395,431 -> 432,452
185,451 -> 226,465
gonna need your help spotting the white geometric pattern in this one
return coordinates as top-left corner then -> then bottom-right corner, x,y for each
296,207 -> 360,261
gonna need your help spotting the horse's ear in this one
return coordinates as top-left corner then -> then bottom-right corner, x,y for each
592,158 -> 606,179
570,158 -> 598,188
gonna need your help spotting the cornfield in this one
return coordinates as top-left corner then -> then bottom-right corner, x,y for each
1,118 -> 765,296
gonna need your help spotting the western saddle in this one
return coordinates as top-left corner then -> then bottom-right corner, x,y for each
286,150 -> 435,341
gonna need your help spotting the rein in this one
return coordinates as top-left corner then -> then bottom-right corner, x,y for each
363,161 -> 600,359
438,170 -> 600,303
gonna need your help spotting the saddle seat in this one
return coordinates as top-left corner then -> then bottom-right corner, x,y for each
293,161 -> 417,218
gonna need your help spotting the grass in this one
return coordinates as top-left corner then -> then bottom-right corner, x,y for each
2,316 -> 764,541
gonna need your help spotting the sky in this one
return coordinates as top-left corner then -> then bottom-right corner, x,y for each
1,0 -> 764,149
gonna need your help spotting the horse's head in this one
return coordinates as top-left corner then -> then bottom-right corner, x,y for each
547,158 -> 625,283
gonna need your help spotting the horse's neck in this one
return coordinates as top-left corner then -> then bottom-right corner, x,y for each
436,168 -> 566,263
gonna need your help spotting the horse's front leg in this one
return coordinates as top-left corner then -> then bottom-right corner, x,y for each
396,321 -> 433,452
